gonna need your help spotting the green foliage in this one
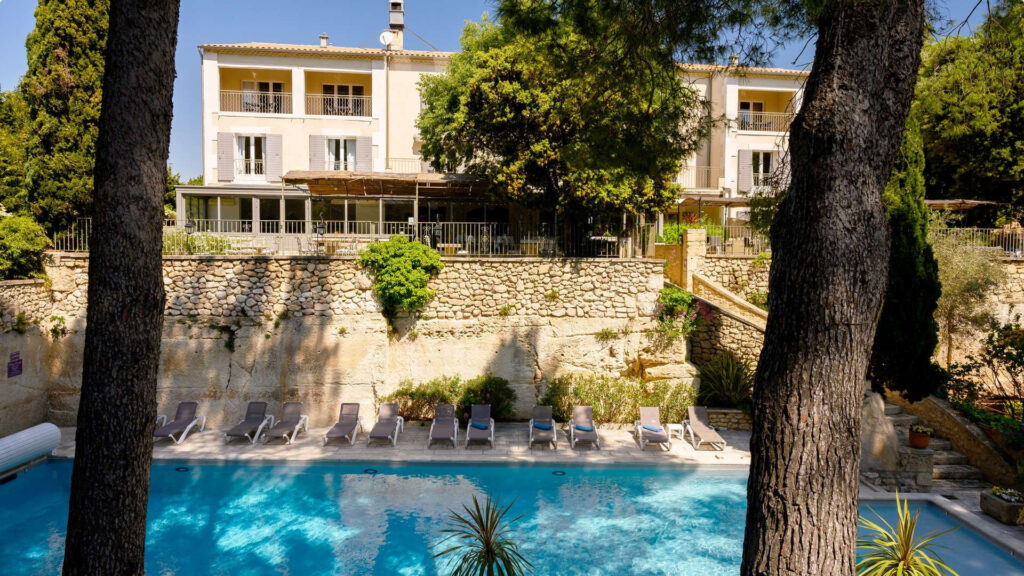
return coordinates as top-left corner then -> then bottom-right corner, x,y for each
697,351 -> 754,409
417,15 -> 709,217
656,220 -> 725,245
13,313 -> 28,334
909,424 -> 933,436
48,315 -> 68,339
0,215 -> 50,280
930,217 -> 1005,368
20,0 -> 110,232
913,1 -> 1024,216
0,91 -> 29,213
594,328 -> 619,342
857,492 -> 959,576
870,119 -> 943,402
654,286 -> 705,342
540,373 -> 696,424
498,304 -> 512,317
952,321 -> 1024,411
209,324 -> 237,353
357,236 -> 443,320
162,230 -> 234,255
991,486 -> 1024,503
746,290 -> 769,312
434,494 -> 533,576
382,374 -> 517,423
543,289 -> 559,301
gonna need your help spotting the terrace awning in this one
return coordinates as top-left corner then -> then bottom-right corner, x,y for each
282,170 -> 492,199
676,194 -> 750,208
924,199 -> 999,211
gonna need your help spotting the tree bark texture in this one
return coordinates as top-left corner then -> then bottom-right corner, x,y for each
741,2 -> 924,575
61,1 -> 179,574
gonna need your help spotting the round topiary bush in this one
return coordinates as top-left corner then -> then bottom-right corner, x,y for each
357,235 -> 443,321
0,215 -> 50,280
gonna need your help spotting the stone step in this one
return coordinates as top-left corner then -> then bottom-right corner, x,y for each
884,404 -> 904,416
887,413 -> 920,428
933,450 -> 968,465
928,438 -> 952,451
932,478 -> 993,492
933,464 -> 985,480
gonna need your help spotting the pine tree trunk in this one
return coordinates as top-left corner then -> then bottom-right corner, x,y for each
741,2 -> 924,575
61,1 -> 179,574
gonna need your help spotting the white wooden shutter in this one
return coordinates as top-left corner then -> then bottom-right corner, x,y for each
266,134 -> 283,182
355,136 -> 372,171
737,149 -> 753,194
309,135 -> 326,170
217,132 -> 235,181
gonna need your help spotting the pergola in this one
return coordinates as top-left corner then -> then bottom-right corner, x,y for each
282,170 -> 492,200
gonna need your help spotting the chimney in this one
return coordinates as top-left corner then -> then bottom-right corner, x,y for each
387,1 -> 405,50
319,33 -> 329,47
729,54 -> 739,67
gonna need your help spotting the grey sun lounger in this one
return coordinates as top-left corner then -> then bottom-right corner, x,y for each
529,405 -> 557,449
154,401 -> 206,445
367,403 -> 404,446
264,402 -> 309,444
685,406 -> 727,451
323,403 -> 361,446
569,406 -> 600,449
465,404 -> 495,449
224,401 -> 274,444
635,406 -> 671,451
428,404 -> 459,447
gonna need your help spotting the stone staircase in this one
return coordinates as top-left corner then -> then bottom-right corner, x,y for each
884,403 -> 991,493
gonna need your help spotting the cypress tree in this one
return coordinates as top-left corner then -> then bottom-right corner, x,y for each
870,117 -> 943,401
0,90 -> 29,213
20,0 -> 110,233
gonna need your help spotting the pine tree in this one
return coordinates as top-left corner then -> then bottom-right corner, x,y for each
21,0 -> 110,233
870,118 -> 943,401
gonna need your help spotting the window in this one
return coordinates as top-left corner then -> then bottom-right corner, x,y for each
739,101 -> 764,130
236,136 -> 266,178
322,84 -> 366,115
326,138 -> 357,171
752,151 -> 773,186
241,81 -> 285,113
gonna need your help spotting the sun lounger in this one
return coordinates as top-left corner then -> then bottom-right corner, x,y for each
685,406 -> 727,451
529,406 -> 557,448
428,403 -> 459,447
154,401 -> 205,445
569,406 -> 600,449
465,404 -> 494,449
635,406 -> 671,450
367,403 -> 404,447
264,402 -> 309,444
224,401 -> 274,444
323,403 -> 361,446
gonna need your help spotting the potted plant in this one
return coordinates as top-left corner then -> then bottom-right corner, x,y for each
981,487 -> 1024,525
908,424 -> 933,449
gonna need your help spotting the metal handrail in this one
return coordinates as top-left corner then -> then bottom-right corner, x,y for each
220,90 -> 292,114
305,94 -> 372,117
738,111 -> 794,132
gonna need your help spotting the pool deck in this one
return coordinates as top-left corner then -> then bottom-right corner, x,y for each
51,423 -> 1024,560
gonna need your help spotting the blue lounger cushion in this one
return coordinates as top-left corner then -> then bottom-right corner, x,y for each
574,424 -> 594,432
642,424 -> 664,433
533,422 -> 552,430
470,421 -> 489,430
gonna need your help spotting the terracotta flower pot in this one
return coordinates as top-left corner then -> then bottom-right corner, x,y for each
908,431 -> 931,449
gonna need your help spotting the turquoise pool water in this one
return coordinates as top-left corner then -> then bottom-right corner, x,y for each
1,460 -> 1021,575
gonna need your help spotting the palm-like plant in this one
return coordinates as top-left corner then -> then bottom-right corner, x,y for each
857,492 -> 960,576
434,494 -> 534,576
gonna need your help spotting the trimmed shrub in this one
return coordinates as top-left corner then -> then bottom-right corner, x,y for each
358,236 -> 443,320
654,286 -> 705,342
0,216 -> 49,280
382,374 -> 517,423
697,351 -> 753,409
540,373 -> 696,424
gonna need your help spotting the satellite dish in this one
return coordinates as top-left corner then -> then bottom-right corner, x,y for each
379,30 -> 396,48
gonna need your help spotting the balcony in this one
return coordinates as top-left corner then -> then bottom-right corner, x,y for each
235,158 -> 265,178
386,157 -> 433,174
737,111 -> 794,132
675,165 -> 720,190
220,91 -> 292,114
305,94 -> 372,117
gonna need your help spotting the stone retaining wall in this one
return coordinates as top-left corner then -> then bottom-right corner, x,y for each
706,408 -> 751,431
2,255 -> 695,431
702,255 -> 770,300
0,280 -> 52,436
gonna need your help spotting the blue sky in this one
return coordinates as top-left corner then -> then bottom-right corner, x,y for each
0,0 -> 989,179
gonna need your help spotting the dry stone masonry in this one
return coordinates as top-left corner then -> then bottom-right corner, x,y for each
1,254 -> 694,432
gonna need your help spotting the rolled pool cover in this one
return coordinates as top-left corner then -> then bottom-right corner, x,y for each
0,423 -> 60,478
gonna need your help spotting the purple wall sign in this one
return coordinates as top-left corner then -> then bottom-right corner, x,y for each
7,352 -> 22,378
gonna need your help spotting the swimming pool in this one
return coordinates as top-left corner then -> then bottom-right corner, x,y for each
2,460 -> 1021,575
